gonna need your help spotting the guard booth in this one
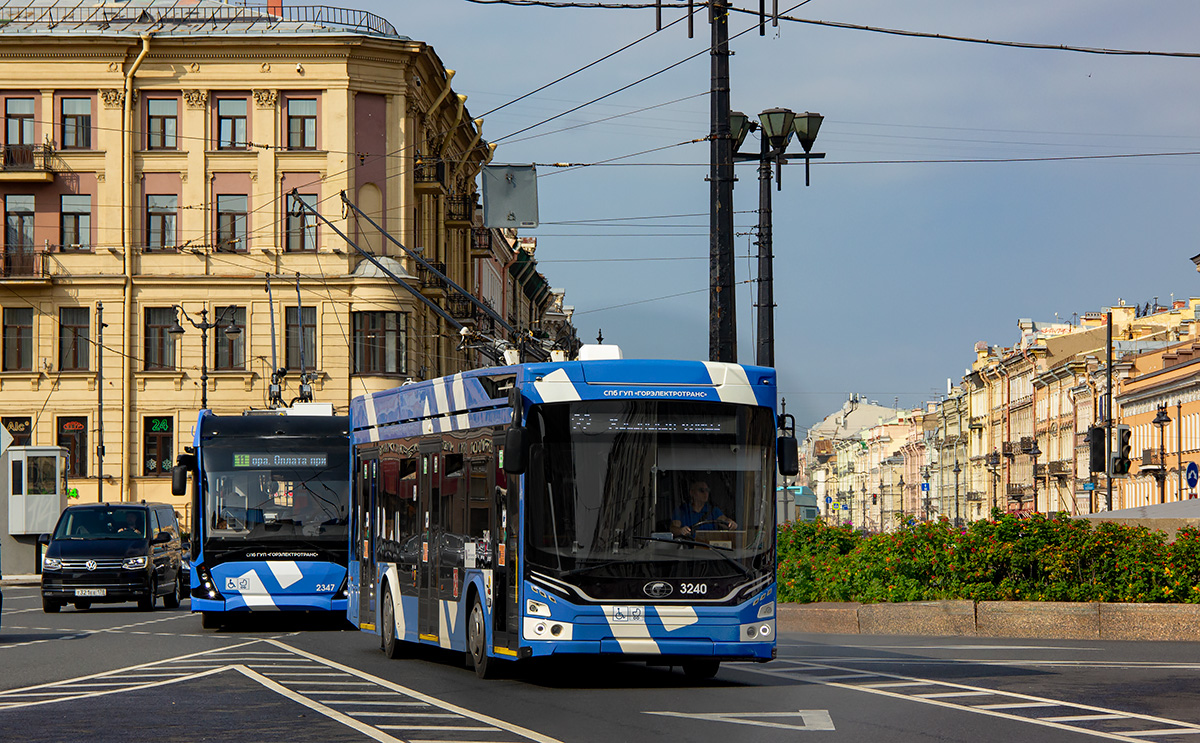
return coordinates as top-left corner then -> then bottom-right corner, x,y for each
0,446 -> 69,576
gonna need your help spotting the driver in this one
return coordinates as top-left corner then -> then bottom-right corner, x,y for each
117,511 -> 143,536
670,480 -> 737,538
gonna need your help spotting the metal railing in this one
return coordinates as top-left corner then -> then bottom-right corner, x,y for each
446,195 -> 474,222
416,261 -> 446,289
2,143 -> 53,172
1,247 -> 48,278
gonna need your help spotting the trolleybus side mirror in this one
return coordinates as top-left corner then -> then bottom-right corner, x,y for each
504,427 -> 528,474
171,452 -> 195,496
777,435 -> 799,476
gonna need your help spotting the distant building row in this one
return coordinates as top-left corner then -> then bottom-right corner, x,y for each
802,300 -> 1200,529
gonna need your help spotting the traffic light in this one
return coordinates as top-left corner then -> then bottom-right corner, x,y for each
1112,424 -> 1132,476
1087,426 -> 1106,473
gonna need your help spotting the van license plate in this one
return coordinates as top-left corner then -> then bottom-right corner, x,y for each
75,588 -> 106,597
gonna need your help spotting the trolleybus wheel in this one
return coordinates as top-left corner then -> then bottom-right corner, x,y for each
163,574 -> 183,609
467,598 -> 498,679
682,659 -> 720,680
381,585 -> 402,659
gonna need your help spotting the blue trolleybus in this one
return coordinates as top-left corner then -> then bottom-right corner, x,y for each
173,409 -> 351,628
348,355 -> 798,678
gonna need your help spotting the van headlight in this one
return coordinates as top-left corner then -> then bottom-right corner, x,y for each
42,556 -> 61,571
123,556 -> 148,569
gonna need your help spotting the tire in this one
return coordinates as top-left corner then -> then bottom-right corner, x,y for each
467,597 -> 499,679
380,585 -> 402,659
137,579 -> 156,611
201,611 -> 221,630
73,601 -> 91,611
42,598 -> 62,613
682,659 -> 720,680
162,574 -> 183,609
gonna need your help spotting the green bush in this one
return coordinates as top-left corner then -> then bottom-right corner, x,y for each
776,511 -> 1200,604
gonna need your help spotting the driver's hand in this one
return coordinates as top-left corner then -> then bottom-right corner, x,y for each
681,526 -> 691,537
725,520 -> 737,529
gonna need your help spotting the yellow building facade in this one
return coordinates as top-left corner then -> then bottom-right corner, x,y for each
0,3 -> 564,526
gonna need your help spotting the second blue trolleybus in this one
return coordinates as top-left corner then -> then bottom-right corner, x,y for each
173,408 -> 351,628
348,354 -> 797,678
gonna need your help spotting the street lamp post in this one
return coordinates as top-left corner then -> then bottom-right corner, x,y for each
1029,441 -> 1042,512
878,477 -> 885,531
952,460 -> 961,526
169,305 -> 242,410
921,466 -> 931,520
730,109 -> 824,368
1154,403 -> 1171,503
898,474 -> 905,524
986,449 -> 1001,514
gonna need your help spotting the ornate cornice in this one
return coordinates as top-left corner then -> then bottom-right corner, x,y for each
253,89 -> 277,109
183,89 -> 208,109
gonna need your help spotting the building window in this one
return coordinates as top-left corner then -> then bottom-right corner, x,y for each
57,416 -> 87,477
285,305 -> 316,371
59,307 -> 89,372
286,99 -> 317,150
216,98 -> 247,149
2,307 -> 33,371
285,192 -> 318,252
2,416 -> 31,446
60,194 -> 91,251
214,305 -> 245,370
143,416 -> 173,476
4,194 -> 35,276
353,311 -> 406,375
60,98 -> 91,150
147,99 -> 177,150
144,307 -> 177,370
146,195 -> 177,250
215,194 -> 247,252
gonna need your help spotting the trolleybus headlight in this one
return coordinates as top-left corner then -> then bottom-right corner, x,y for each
527,599 -> 550,617
759,624 -> 772,638
746,625 -> 758,639
534,622 -> 547,636
757,601 -> 775,619
550,623 -> 564,637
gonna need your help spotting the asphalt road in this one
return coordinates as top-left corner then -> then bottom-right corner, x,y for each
4,584 -> 1200,742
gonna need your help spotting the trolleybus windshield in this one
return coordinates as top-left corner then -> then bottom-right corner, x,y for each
201,439 -> 349,542
524,400 -> 775,602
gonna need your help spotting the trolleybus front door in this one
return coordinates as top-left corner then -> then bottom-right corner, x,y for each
418,446 -> 442,641
356,454 -> 379,628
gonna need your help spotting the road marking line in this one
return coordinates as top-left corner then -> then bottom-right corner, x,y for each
233,665 -> 405,743
974,702 -> 1060,710
377,726 -> 499,732
350,712 -> 462,718
859,681 -> 933,689
1122,731 -> 1200,737
324,701 -> 430,707
738,660 -> 1200,742
265,638 -> 563,743
1040,715 -> 1131,722
279,681 -> 378,686
0,666 -> 231,710
646,710 -> 836,732
915,691 -> 994,699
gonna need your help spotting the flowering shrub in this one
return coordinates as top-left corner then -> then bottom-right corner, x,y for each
777,511 -> 1200,604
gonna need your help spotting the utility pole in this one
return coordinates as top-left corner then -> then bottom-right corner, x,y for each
96,301 -> 104,503
1106,310 -> 1113,510
709,0 -> 737,363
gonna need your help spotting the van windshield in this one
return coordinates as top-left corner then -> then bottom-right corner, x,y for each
53,508 -> 146,539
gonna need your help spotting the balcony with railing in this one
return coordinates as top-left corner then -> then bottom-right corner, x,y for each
472,227 -> 492,255
1,144 -> 55,181
416,261 -> 446,290
445,294 -> 473,319
1,247 -> 49,279
1140,449 -> 1164,471
414,158 -> 445,192
446,195 -> 474,224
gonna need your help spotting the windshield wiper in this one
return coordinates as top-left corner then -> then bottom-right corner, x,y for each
632,535 -> 749,577
559,559 -> 626,578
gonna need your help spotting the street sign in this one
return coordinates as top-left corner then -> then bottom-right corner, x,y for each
0,425 -> 11,457
921,482 -> 929,492
1187,462 -> 1199,489
824,495 -> 832,504
1083,482 -> 1096,491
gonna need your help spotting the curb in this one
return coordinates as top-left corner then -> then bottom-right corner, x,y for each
0,576 -> 40,587
779,601 -> 1200,642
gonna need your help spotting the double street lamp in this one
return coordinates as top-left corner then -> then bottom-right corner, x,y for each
730,108 -> 824,367
1153,403 -> 1172,503
1029,440 -> 1042,512
169,305 -> 242,410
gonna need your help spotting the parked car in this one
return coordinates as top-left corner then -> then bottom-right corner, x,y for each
40,502 -> 185,613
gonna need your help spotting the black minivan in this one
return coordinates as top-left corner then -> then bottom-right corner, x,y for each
40,502 -> 185,613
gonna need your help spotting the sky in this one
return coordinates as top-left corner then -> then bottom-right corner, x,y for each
360,0 -> 1200,432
